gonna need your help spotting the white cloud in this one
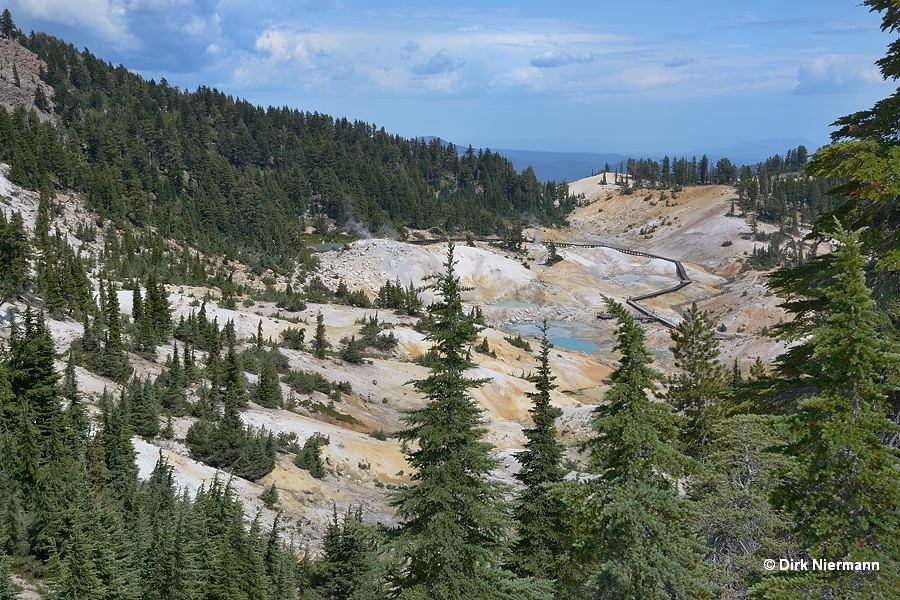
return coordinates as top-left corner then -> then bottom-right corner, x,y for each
413,48 -> 465,75
12,0 -> 131,45
530,49 -> 593,68
794,54 -> 881,94
255,28 -> 314,68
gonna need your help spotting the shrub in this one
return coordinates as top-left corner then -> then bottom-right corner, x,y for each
504,333 -> 532,352
368,428 -> 389,441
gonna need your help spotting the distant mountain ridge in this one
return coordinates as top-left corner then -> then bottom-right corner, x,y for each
420,137 -> 821,183
493,149 -> 630,183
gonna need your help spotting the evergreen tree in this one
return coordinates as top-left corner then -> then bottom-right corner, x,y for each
50,514 -> 105,600
339,335 -> 364,364
254,355 -> 283,409
748,357 -> 767,380
730,359 -> 742,386
0,9 -> 15,39
313,311 -> 328,359
62,350 -> 89,451
390,243 -> 550,600
512,320 -> 566,581
0,555 -> 15,600
8,309 -> 64,455
100,390 -> 139,510
101,281 -> 131,380
294,435 -> 325,479
667,302 -> 729,460
259,483 -> 278,509
132,285 -> 156,358
305,506 -> 388,600
129,377 -> 160,439
758,226 -> 900,597
582,298 -> 711,599
231,427 -> 276,481
144,273 -> 171,344
691,414 -> 796,597
223,340 -> 245,407
0,210 -> 29,304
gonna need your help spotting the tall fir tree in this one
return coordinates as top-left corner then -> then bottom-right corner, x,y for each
254,355 -> 282,409
390,243 -> 551,600
582,298 -> 712,599
100,390 -> 139,511
512,319 -> 567,582
305,506 -> 388,600
691,414 -> 796,598
757,225 -> 900,598
667,302 -> 729,460
0,210 -> 30,304
8,309 -> 64,456
129,377 -> 160,439
62,350 -> 89,452
0,555 -> 15,600
313,311 -> 328,359
101,281 -> 131,381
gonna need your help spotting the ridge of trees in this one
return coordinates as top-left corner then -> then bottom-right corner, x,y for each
0,28 -> 577,280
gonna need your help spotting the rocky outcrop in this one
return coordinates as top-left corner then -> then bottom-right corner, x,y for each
0,36 -> 53,121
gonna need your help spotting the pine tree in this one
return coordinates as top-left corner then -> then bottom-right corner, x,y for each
100,390 -> 139,511
144,273 -> 171,344
259,483 -> 278,509
758,225 -> 900,597
50,513 -> 105,600
730,359 -> 742,386
512,319 -> 566,581
0,434 -> 24,559
667,302 -> 729,460
390,243 -> 550,600
223,340 -> 245,407
748,357 -> 767,380
583,298 -> 711,599
132,285 -> 157,358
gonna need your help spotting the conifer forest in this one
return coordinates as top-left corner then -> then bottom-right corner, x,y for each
0,1 -> 898,598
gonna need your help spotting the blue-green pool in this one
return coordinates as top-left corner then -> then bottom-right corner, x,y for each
510,323 -> 599,353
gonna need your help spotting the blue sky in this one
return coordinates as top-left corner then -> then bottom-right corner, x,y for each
6,0 -> 896,156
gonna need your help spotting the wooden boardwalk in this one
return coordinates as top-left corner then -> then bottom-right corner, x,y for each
400,237 -> 692,329
551,242 -> 691,329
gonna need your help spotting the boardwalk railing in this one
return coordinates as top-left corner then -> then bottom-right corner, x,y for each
554,242 -> 691,329
396,237 -> 692,329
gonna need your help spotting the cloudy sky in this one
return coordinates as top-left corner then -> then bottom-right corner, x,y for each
6,0 -> 895,156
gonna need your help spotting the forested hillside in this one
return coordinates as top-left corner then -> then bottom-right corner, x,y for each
1,1 -> 899,598
2,29 -> 573,274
